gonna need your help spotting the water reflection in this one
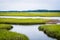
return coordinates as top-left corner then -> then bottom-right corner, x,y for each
11,25 -> 57,40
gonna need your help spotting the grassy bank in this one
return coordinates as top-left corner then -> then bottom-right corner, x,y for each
0,29 -> 29,40
0,24 -> 13,30
0,12 -> 60,17
38,24 -> 60,40
0,24 -> 29,40
0,18 -> 48,24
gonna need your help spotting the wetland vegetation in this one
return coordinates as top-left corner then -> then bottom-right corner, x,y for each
0,29 -> 29,40
0,24 -> 29,40
0,12 -> 60,17
0,18 -> 49,24
38,24 -> 60,40
0,24 -> 13,30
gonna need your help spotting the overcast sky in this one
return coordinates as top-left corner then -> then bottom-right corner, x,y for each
0,0 -> 60,11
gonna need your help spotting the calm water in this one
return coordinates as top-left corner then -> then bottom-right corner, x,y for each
0,16 -> 60,20
11,25 -> 57,40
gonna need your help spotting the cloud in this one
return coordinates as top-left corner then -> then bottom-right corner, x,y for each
0,0 -> 60,11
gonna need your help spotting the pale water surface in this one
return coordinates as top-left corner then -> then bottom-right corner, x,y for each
11,25 -> 57,40
0,16 -> 60,20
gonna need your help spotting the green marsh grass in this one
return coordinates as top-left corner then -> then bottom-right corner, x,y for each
0,12 -> 60,17
0,24 -> 13,30
0,24 -> 29,40
0,29 -> 29,40
0,18 -> 49,24
38,24 -> 60,40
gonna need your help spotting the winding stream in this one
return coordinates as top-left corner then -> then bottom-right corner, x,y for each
10,25 -> 57,40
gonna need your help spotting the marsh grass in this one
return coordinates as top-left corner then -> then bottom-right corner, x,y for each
38,24 -> 60,40
0,12 -> 60,17
0,24 -> 29,40
0,29 -> 29,40
0,18 -> 49,24
0,24 -> 13,30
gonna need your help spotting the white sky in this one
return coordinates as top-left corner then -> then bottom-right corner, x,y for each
0,0 -> 60,11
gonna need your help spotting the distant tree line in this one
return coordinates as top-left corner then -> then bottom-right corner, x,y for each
22,10 -> 60,12
0,10 -> 60,12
